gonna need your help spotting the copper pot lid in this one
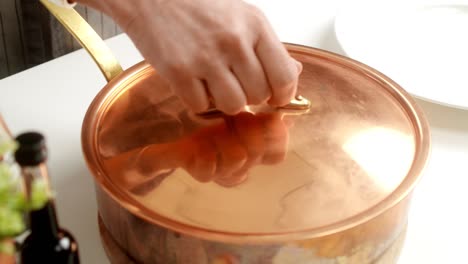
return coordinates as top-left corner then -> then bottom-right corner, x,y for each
82,44 -> 430,242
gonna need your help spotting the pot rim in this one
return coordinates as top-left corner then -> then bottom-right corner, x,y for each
81,43 -> 431,244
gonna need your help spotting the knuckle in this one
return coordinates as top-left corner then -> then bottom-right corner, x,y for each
247,5 -> 269,30
218,30 -> 244,50
162,61 -> 190,78
192,50 -> 212,66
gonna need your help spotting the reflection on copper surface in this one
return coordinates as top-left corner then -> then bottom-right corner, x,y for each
102,111 -> 291,193
343,127 -> 415,192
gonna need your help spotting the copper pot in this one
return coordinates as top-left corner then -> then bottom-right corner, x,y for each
43,2 -> 430,263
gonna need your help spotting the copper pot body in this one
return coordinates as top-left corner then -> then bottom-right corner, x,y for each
95,185 -> 410,263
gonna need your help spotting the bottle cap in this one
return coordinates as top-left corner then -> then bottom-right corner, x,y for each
15,132 -> 47,166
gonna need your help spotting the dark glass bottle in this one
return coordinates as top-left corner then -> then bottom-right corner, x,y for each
15,132 -> 80,264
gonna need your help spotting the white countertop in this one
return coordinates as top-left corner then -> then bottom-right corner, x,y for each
1,1 -> 467,263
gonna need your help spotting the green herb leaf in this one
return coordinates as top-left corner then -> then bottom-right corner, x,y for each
0,140 -> 17,157
0,207 -> 24,238
30,179 -> 49,211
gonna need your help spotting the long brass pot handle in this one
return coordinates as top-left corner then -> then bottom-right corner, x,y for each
40,1 -> 310,111
40,0 -> 123,81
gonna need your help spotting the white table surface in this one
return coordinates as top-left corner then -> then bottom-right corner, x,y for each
1,1 -> 467,263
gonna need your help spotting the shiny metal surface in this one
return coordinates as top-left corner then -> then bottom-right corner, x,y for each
82,45 -> 430,243
95,182 -> 411,263
39,0 -> 123,82
97,212 -> 408,264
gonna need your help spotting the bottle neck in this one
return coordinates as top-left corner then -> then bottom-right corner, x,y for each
21,164 -> 51,199
29,200 -> 60,240
21,163 -> 58,240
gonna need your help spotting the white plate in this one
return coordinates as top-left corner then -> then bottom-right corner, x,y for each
334,0 -> 468,110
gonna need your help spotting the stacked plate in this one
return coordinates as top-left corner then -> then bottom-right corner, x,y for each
334,0 -> 468,110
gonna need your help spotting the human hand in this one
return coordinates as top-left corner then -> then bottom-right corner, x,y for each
103,111 -> 291,191
178,112 -> 290,186
77,0 -> 302,114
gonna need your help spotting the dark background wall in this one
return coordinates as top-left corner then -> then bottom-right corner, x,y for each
0,0 -> 121,79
